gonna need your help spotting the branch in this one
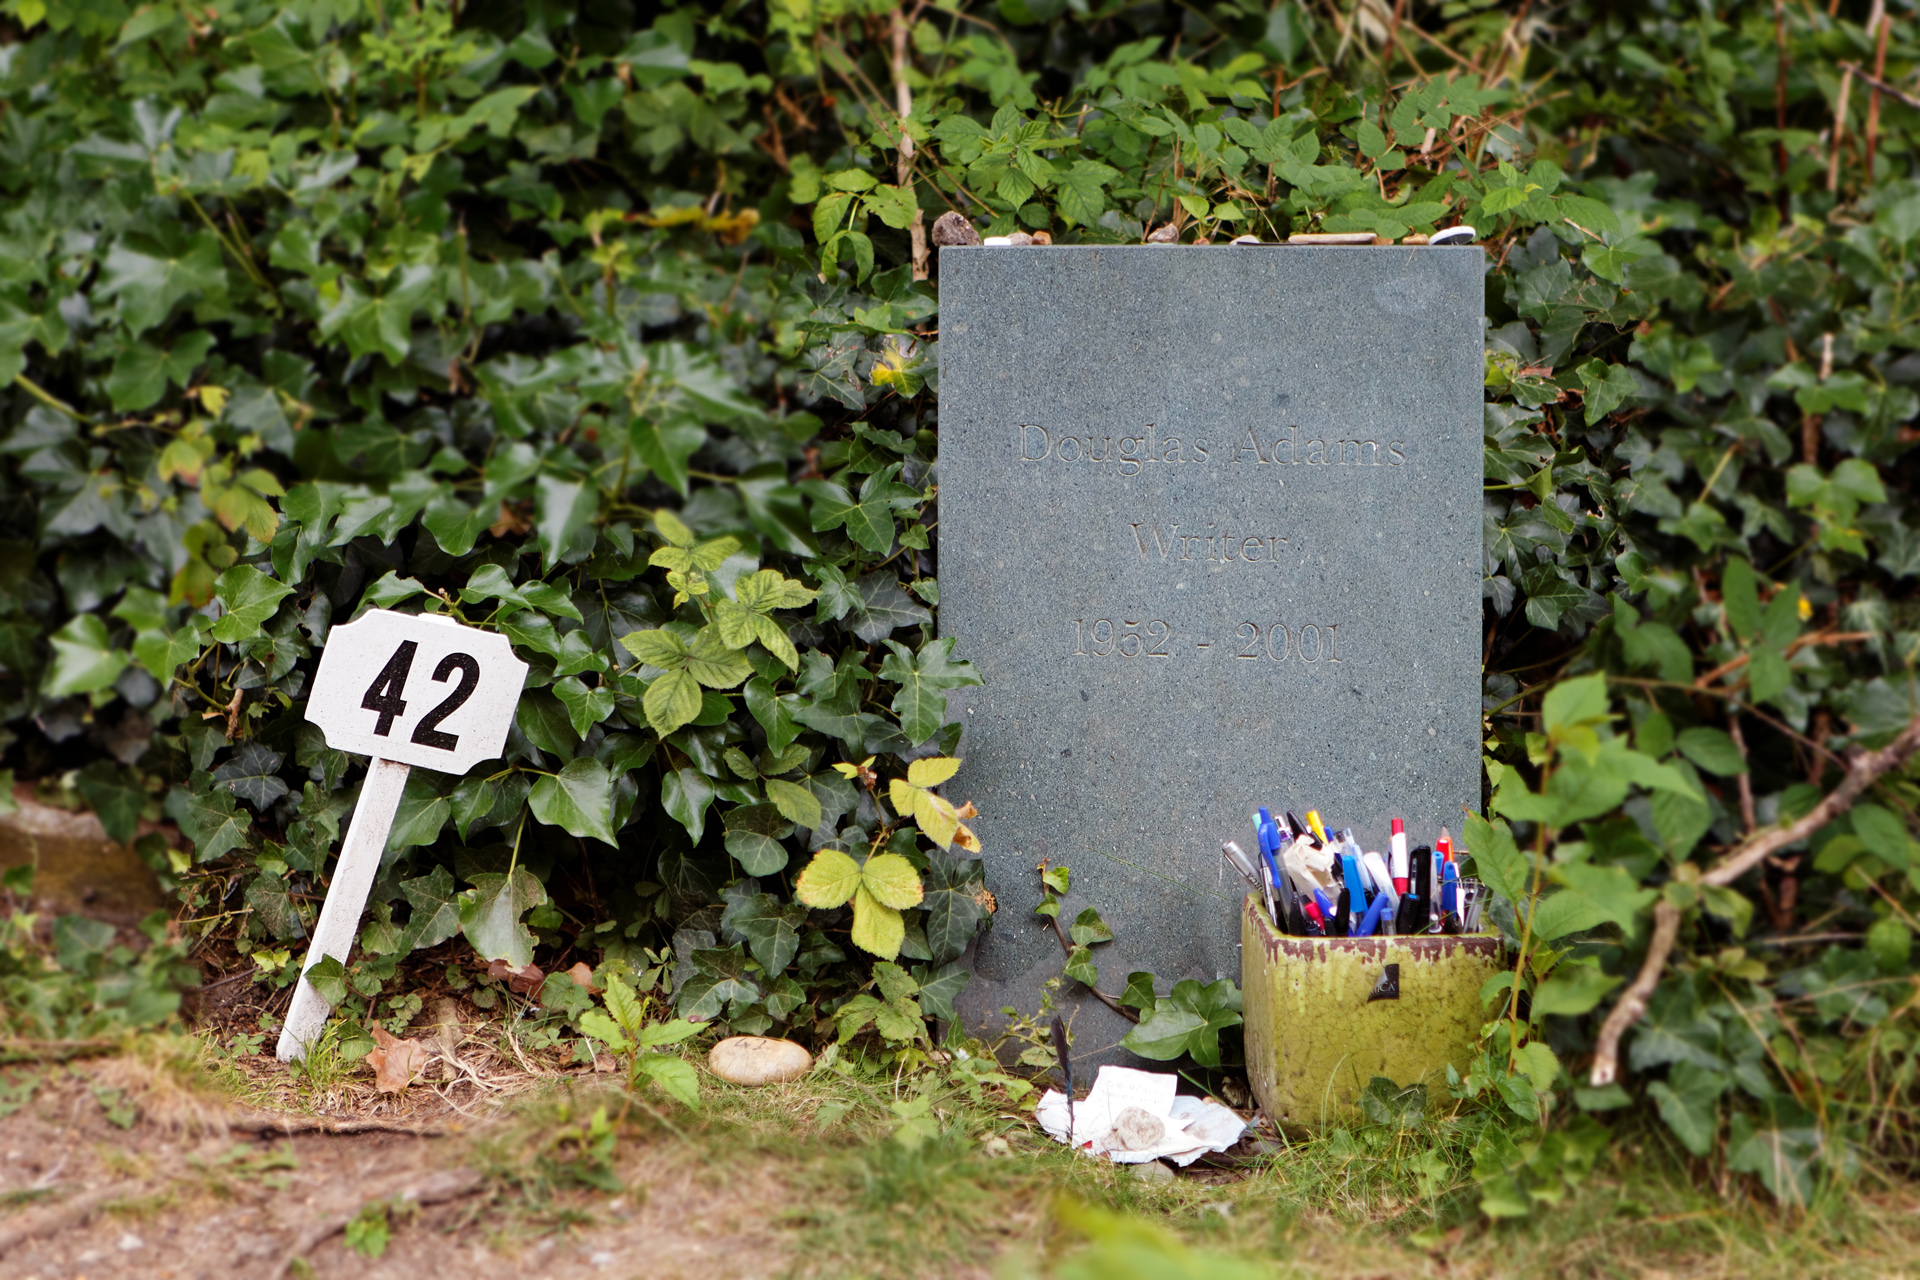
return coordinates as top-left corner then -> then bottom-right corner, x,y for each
1704,715 -> 1920,889
1588,900 -> 1680,1087
1588,713 -> 1920,1086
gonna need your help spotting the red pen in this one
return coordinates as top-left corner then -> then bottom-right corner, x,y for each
1390,818 -> 1409,895
1436,826 -> 1453,864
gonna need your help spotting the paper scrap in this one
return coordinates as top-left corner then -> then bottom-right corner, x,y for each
1035,1064 -> 1249,1165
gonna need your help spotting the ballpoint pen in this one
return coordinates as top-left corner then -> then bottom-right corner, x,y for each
1341,846 -> 1367,908
1362,851 -> 1393,906
1286,811 -> 1319,849
1390,818 -> 1409,895
1332,887 -> 1351,937
1221,840 -> 1261,890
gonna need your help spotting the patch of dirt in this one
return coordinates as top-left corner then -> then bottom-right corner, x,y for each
0,1057 -> 795,1280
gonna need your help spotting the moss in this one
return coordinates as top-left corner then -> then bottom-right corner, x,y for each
1241,894 -> 1503,1130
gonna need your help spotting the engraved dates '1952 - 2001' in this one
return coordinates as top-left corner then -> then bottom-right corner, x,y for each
1069,619 -> 1343,662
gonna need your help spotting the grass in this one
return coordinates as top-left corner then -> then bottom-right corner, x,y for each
454,1054 -> 1920,1280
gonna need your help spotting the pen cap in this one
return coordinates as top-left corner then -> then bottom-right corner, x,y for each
1411,845 -> 1432,898
1390,822 -> 1409,876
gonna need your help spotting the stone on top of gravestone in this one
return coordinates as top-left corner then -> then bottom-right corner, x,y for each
936,245 -> 1484,1061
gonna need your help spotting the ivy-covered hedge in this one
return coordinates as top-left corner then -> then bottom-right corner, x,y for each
1,0 -> 1918,1204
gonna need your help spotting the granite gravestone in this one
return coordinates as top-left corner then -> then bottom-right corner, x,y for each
936,245 -> 1483,1053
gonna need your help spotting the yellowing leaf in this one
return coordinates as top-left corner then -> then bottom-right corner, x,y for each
949,820 -> 981,853
850,884 -> 904,959
197,384 -> 229,416
860,852 -> 923,909
913,789 -> 962,850
907,756 -> 961,788
888,777 -> 916,814
794,848 -> 862,909
655,509 -> 695,546
643,667 -> 702,735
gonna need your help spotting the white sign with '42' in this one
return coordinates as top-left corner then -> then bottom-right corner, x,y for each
305,608 -> 528,774
278,608 -> 529,1063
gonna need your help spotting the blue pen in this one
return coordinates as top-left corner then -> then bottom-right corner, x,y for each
1255,814 -> 1285,899
1442,859 -> 1459,915
1354,889 -> 1392,937
1312,888 -> 1336,924
1341,850 -> 1368,913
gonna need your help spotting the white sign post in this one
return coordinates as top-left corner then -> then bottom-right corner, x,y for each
277,608 -> 529,1062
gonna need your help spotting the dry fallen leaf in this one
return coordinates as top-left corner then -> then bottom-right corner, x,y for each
487,958 -> 545,994
366,1025 -> 432,1094
565,960 -> 596,992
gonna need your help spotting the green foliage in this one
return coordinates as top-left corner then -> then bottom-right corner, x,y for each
2,0 -> 1918,1212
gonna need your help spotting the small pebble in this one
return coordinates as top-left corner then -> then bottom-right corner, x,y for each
983,236 -> 1013,246
930,211 -> 982,246
1145,222 -> 1180,243
588,1250 -> 616,1266
707,1035 -> 812,1085
1133,1159 -> 1175,1183
117,1233 -> 144,1252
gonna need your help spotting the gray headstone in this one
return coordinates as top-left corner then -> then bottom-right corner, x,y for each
936,245 -> 1484,1055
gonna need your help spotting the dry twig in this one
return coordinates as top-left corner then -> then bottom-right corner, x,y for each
1589,715 -> 1920,1086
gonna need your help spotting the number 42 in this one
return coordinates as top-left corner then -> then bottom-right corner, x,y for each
360,641 -> 481,750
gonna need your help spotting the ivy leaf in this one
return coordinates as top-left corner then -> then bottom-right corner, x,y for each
43,615 -> 128,697
398,865 -> 461,951
422,496 -> 491,556
630,414 -> 707,497
552,677 -> 616,737
75,760 -> 145,845
457,867 -> 547,968
164,785 -> 251,862
800,464 -> 920,554
246,870 -> 306,941
210,566 -> 294,643
723,802 -> 793,875
721,891 -> 808,974
386,772 -> 452,850
1121,978 -> 1243,1068
213,742 -> 290,812
535,474 -> 598,571
661,767 -> 716,844
106,331 -> 214,412
1069,906 -> 1114,947
877,637 -> 982,745
528,757 -> 618,846
97,233 -> 225,335
319,265 -> 437,365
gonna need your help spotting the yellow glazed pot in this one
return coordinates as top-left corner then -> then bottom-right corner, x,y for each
1241,894 -> 1504,1130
